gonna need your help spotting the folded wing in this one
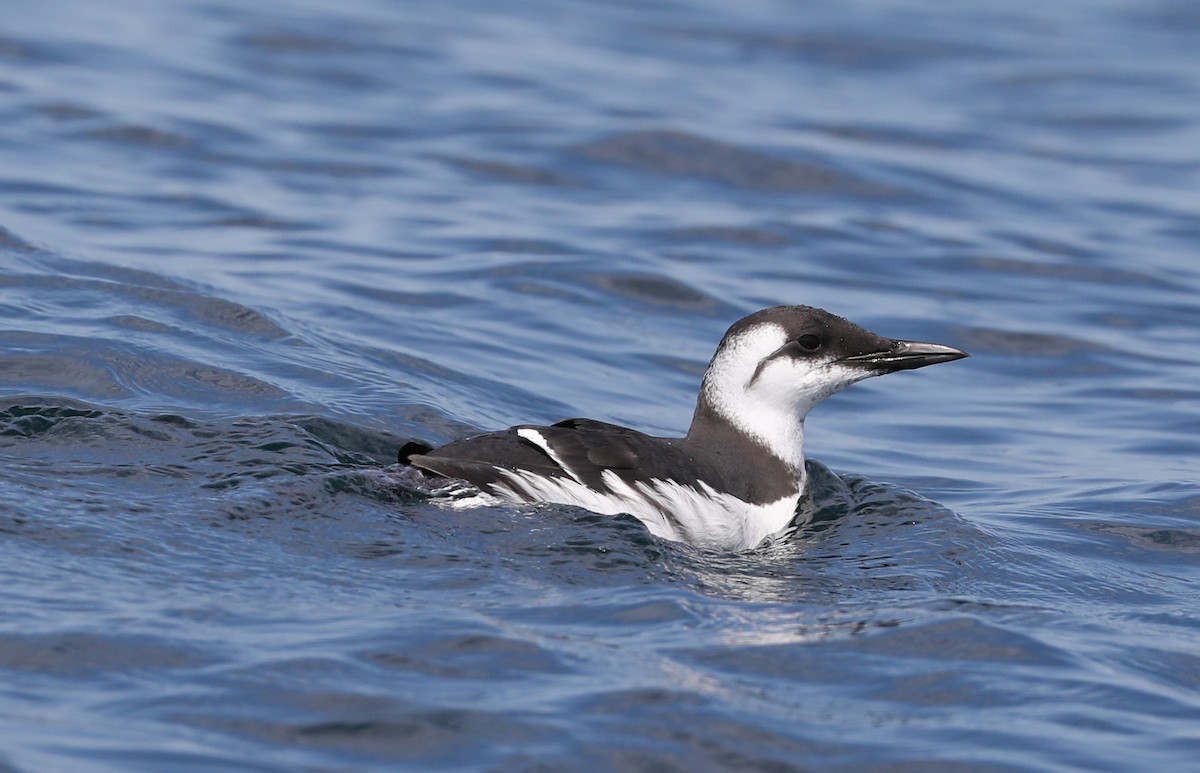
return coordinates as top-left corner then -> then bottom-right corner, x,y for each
409,418 -> 690,499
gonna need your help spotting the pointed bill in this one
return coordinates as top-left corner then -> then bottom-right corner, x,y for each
841,340 -> 969,373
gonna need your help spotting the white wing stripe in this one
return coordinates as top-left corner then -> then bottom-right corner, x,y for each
516,428 -> 584,484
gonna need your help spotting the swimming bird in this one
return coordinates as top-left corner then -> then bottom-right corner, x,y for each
400,305 -> 967,551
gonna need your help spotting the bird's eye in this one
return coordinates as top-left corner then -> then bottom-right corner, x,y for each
796,334 -> 823,351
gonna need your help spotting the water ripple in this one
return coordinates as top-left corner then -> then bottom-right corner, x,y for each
1,0 -> 1198,770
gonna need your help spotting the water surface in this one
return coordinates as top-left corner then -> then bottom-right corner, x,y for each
1,0 -> 1198,770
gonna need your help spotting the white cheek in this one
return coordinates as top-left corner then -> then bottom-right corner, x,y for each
750,358 -> 819,405
750,359 -> 872,411
710,326 -> 790,384
701,327 -> 880,469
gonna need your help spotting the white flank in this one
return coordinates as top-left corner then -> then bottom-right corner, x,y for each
491,467 -> 799,551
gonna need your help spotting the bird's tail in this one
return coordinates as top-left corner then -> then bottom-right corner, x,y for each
397,440 -> 434,466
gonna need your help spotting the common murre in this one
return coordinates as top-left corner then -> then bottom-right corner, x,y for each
400,305 -> 967,551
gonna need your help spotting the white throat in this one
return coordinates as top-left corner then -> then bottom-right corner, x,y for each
698,325 -> 808,471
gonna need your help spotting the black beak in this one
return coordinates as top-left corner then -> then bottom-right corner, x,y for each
842,339 -> 969,373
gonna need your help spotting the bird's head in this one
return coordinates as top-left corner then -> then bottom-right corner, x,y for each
691,305 -> 968,465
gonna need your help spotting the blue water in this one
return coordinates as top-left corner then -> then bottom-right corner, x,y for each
2,0 -> 1199,770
